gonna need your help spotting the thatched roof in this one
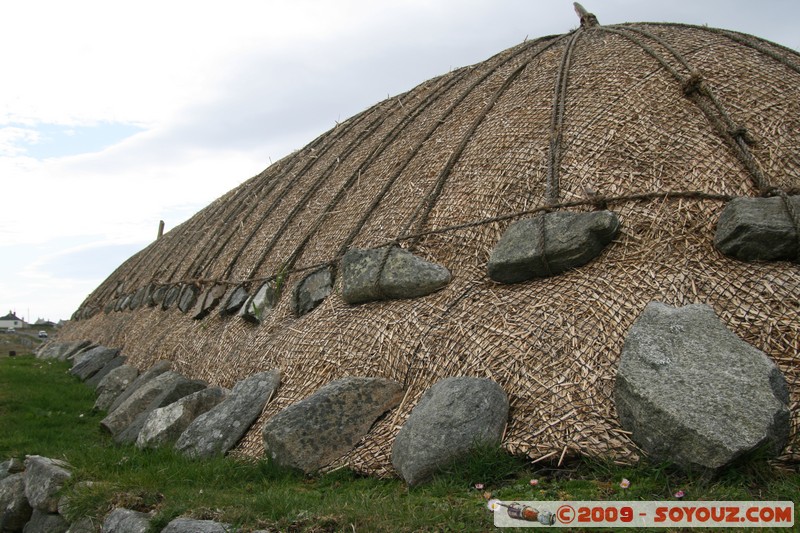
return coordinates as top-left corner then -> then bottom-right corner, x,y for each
62,14 -> 799,474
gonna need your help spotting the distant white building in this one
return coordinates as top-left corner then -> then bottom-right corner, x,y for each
0,311 -> 26,329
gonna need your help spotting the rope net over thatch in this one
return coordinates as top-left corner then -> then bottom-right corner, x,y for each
61,17 -> 799,475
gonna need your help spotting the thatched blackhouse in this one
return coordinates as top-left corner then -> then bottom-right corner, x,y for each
59,8 -> 799,475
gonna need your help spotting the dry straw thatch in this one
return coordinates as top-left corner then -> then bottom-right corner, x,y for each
61,15 -> 799,475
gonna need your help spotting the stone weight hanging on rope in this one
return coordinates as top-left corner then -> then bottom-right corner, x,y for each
341,245 -> 452,305
714,195 -> 800,263
488,210 -> 620,283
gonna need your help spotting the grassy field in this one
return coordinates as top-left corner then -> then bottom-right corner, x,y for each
1,353 -> 797,532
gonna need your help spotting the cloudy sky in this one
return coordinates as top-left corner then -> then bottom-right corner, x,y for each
1,0 -> 798,323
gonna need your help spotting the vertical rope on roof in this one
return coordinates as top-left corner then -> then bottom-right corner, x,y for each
601,25 -> 774,195
276,67 -> 473,280
216,107 -> 385,282
546,28 -> 584,204
401,57 -> 535,249
331,36 -> 563,263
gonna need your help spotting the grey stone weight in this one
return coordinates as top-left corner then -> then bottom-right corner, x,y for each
341,246 -> 451,305
191,284 -> 227,320
292,268 -> 332,317
219,285 -> 249,316
178,285 -> 200,314
488,210 -> 620,283
714,195 -> 800,262
239,282 -> 278,323
614,302 -> 790,472
137,387 -> 228,449
262,377 -> 404,473
392,377 -> 509,486
175,370 -> 280,459
23,456 -> 72,514
94,365 -> 139,412
161,286 -> 181,310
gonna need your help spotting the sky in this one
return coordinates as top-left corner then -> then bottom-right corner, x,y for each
1,0 -> 798,323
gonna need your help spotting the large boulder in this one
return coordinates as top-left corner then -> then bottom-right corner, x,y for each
392,377 -> 509,486
23,456 -> 71,513
262,377 -> 404,473
69,347 -> 120,382
112,375 -> 208,444
714,195 -> 800,262
94,365 -> 139,412
101,507 -> 151,533
108,361 -> 171,414
136,387 -> 228,449
175,370 -> 281,459
341,246 -> 451,304
0,473 -> 32,532
614,302 -> 791,472
161,518 -> 231,533
101,371 -> 201,437
488,210 -> 620,283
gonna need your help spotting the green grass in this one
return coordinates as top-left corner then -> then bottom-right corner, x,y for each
2,354 -> 798,532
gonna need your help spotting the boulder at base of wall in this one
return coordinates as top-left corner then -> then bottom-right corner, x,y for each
341,246 -> 452,305
69,346 -> 120,382
102,507 -> 152,533
113,376 -> 208,445
488,210 -> 620,283
0,473 -> 33,532
23,456 -> 71,514
175,370 -> 281,459
22,509 -> 68,533
94,365 -> 139,412
101,371 -> 192,437
136,387 -> 228,449
714,195 -> 800,263
220,285 -> 249,316
84,355 -> 126,389
292,268 -> 332,317
614,302 -> 790,472
36,340 -> 93,361
161,518 -> 231,533
392,377 -> 509,486
107,361 -> 172,414
262,377 -> 404,473
239,283 -> 278,323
